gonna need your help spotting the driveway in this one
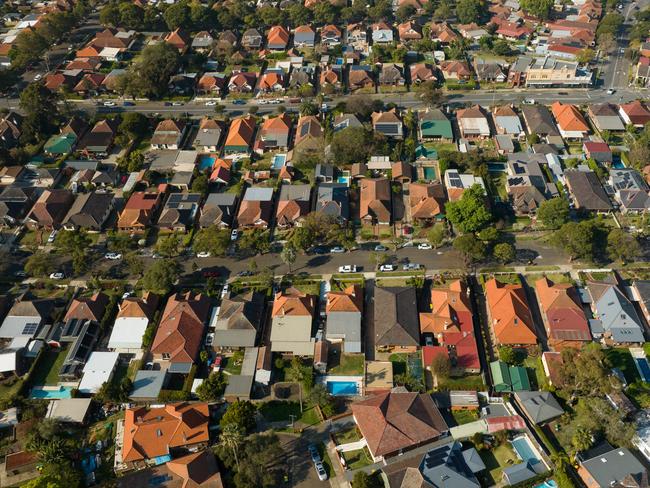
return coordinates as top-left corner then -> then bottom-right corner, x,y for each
278,433 -> 331,488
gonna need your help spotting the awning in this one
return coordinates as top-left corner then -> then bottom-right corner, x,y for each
168,362 -> 193,374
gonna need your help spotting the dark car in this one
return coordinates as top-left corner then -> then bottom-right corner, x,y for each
308,445 -> 320,463
203,270 -> 220,278
123,101 -> 135,106
232,99 -> 246,105
312,246 -> 329,254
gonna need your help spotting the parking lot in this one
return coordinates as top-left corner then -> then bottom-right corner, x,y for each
278,434 -> 333,488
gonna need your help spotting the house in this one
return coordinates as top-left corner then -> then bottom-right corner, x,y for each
0,451 -> 40,486
320,67 -> 342,92
535,277 -> 591,349
351,391 -> 447,462
457,105 -> 491,138
293,115 -> 323,150
409,183 -> 446,223
505,153 -> 557,214
375,287 -> 420,352
73,73 -> 105,94
524,57 -> 593,88
371,109 -> 403,139
379,63 -> 405,88
267,25 -> 290,50
255,113 -> 291,153
430,22 -> 459,44
444,170 -> 485,202
158,193 -> 202,232
237,187 -> 273,228
583,141 -> 612,164
618,100 -> 650,127
346,22 -> 368,52
564,169 -> 612,213
577,444 -> 648,488
224,116 -> 256,155
193,118 -> 223,152
0,296 -> 52,340
321,24 -> 342,45
0,166 -> 25,186
0,112 -> 23,149
493,106 -> 524,138
490,360 -> 531,392
242,28 -> 263,49
24,189 -> 73,230
588,103 -> 626,132
398,20 -> 422,42
551,102 -> 589,139
191,30 -> 214,52
214,292 -> 265,350
514,391 -> 564,424
151,119 -> 186,150
485,278 -> 537,346
217,30 -> 238,51
473,59 -> 507,82
0,187 -> 36,226
117,403 -> 209,471
521,105 -> 560,137
78,119 -> 118,155
117,190 -> 165,233
78,351 -> 119,394
276,184 -> 311,228
419,280 -> 480,373
108,294 -> 158,353
315,183 -> 349,222
410,62 -> 438,85
62,192 -> 114,231
270,288 -> 315,356
289,66 -> 314,92
586,281 -> 645,344
360,178 -> 391,225
258,70 -> 286,93
294,25 -> 316,47
46,398 -> 93,424
439,60 -> 472,81
371,22 -> 394,44
635,57 -> 650,87
419,108 -> 453,141
197,72 -> 228,95
348,65 -> 374,92
150,292 -> 211,368
326,285 -> 363,353
315,163 -> 335,183
228,71 -> 257,93
199,193 -> 237,228
165,29 -> 191,53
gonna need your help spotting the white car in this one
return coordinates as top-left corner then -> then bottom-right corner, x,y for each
49,272 -> 65,280
230,229 -> 239,241
205,333 -> 214,347
379,264 -> 396,272
418,243 -> 433,250
330,246 -> 345,253
121,291 -> 132,299
172,101 -> 184,106
103,101 -> 116,107
374,245 -> 388,252
47,230 -> 58,244
338,265 -> 357,273
104,252 -> 122,260
257,99 -> 268,105
221,283 -> 230,298
196,251 -> 211,258
205,101 -> 217,106
34,74 -> 42,81
315,462 -> 328,481
523,98 -> 535,105
607,89 -> 616,95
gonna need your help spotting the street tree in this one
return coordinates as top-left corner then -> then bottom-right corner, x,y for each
537,198 -> 570,229
125,43 -> 180,99
156,233 -> 181,257
141,259 -> 181,294
220,400 -> 258,434
553,220 -> 597,261
607,228 -> 641,264
493,242 -> 516,263
456,0 -> 483,24
193,227 -> 231,256
25,252 -> 53,277
520,0 -> 553,19
453,234 -> 486,265
427,223 -> 447,248
281,243 -> 297,273
417,81 -> 444,107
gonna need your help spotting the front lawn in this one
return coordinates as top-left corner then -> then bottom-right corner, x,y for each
30,345 -> 70,386
328,353 -> 365,376
341,447 -> 373,470
604,348 -> 640,383
333,427 -> 361,445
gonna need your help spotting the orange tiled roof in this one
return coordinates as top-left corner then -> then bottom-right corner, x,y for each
225,116 -> 256,147
551,102 -> 589,132
272,289 -> 314,317
327,285 -> 363,313
485,278 -> 537,345
267,25 -> 290,46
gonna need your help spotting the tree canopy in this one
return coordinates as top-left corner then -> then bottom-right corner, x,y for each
220,400 -> 258,434
537,198 -> 570,229
141,259 -> 181,294
124,43 -> 180,99
520,0 -> 554,19
445,184 -> 492,233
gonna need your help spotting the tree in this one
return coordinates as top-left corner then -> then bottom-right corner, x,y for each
576,48 -> 595,64
191,173 -> 209,195
55,229 -> 91,254
193,227 -> 231,256
430,353 -> 451,381
456,0 -> 483,24
520,0 -> 554,19
238,229 -> 270,255
477,227 -> 499,242
100,3 -> 120,26
537,198 -> 570,229
493,242 -> 516,263
553,220 -> 598,261
498,345 -> 523,365
299,100 -> 318,116
220,400 -> 257,434
330,127 -> 372,165
10,29 -> 49,69
19,83 -> 60,143
428,223 -> 447,248
156,234 -> 181,257
607,228 -> 641,264
446,184 -> 492,233
125,43 -> 180,99
118,2 -> 145,29
557,343 -> 612,400
119,112 -> 149,141
25,252 -> 52,277
141,259 -> 181,294
309,384 -> 335,417
196,372 -> 228,402
164,0 -> 190,29
396,4 -> 416,22
417,81 -> 444,107
281,243 -> 297,273
218,423 -> 244,470
453,234 -> 486,265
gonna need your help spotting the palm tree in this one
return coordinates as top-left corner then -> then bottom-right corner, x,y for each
219,424 -> 244,470
280,244 -> 297,273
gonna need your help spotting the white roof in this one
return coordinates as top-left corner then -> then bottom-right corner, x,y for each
78,351 -> 119,394
174,150 -> 198,172
9,336 -> 30,348
46,398 -> 92,423
99,47 -> 122,58
108,316 -> 148,350
0,350 -> 17,374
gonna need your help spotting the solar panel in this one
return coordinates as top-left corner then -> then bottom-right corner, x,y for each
300,123 -> 310,137
22,323 -> 38,335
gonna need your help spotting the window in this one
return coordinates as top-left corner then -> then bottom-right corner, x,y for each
156,429 -> 163,437
162,353 -> 170,360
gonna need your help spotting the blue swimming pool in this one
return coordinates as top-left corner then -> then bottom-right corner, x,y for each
271,154 -> 287,170
512,436 -> 541,465
534,481 -> 557,488
612,160 -> 626,169
423,167 -> 437,181
636,358 -> 650,382
30,386 -> 73,399
337,176 -> 350,185
199,154 -> 216,171
327,381 -> 358,396
487,162 -> 507,172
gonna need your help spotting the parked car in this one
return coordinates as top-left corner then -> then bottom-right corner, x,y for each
205,101 -> 217,106
402,263 -> 422,271
205,333 -> 214,347
523,98 -> 535,105
123,101 -> 134,106
171,101 -> 184,106
312,246 -> 329,254
237,270 -> 254,277
315,462 -> 328,481
607,89 -> 615,95
196,251 -> 211,258
232,99 -> 246,105
203,270 -> 220,278
13,271 -> 26,278
103,101 -> 116,107
379,264 -> 396,272
374,245 -> 388,252
308,445 -> 320,463
104,252 -> 122,260
330,246 -> 345,253
47,230 -> 58,244
230,229 -> 239,241
49,272 -> 65,280
213,355 -> 223,372
418,243 -> 432,250
221,283 -> 230,298
338,265 -> 357,273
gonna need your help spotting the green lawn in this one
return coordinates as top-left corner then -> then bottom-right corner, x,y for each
0,378 -> 24,403
452,409 -> 479,426
487,172 -> 508,202
604,348 -> 640,383
627,381 -> 650,408
30,345 -> 70,386
126,359 -> 142,381
523,356 -> 548,390
327,353 -> 365,376
224,350 -> 244,375
341,447 -> 373,470
478,444 -> 519,485
438,374 -> 485,391
333,427 -> 361,445
426,142 -> 456,153
258,401 -> 320,426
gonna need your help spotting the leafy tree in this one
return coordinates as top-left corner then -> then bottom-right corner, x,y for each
493,242 -> 516,263
557,343 -> 612,401
125,43 -> 180,99
309,384 -> 335,417
299,100 -> 318,116
396,4 -> 416,22
288,4 -> 312,25
428,223 -> 447,248
446,184 -> 492,233
352,471 -> 383,488
434,0 -> 453,19
218,423 -> 244,469
191,173 -> 209,195
288,227 -> 314,252
553,220 -> 599,261
220,400 -> 257,434
453,234 -> 486,265
520,0 -> 554,19
498,345 -> 524,365
312,2 -> 338,24
19,83 -> 60,143
55,229 -> 91,254
417,81 -> 444,107
596,13 -> 623,39
141,259 -> 181,294
345,95 -> 384,121
99,3 -> 120,26
196,372 -> 228,402
10,29 -> 48,69
576,48 -> 595,64
25,252 -> 53,277
430,353 -> 451,380
193,227 -> 231,256
537,198 -> 570,229
118,2 -> 145,29
477,227 -> 499,242
119,112 -> 149,142
156,234 -> 181,258
456,0 -> 483,24
164,0 -> 191,29
607,228 -> 641,264
330,127 -> 372,165
286,357 -> 314,392
281,243 -> 297,273
238,229 -> 270,255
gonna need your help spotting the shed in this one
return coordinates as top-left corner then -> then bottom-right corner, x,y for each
224,375 -> 253,401
130,370 -> 166,400
46,398 -> 92,424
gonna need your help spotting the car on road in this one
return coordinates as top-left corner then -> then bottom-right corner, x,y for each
152,253 -> 162,259
221,284 -> 230,298
374,245 -> 388,252
34,74 -> 42,81
257,99 -> 268,104
238,270 -> 254,277
312,246 -> 329,254
232,99 -> 246,105
123,101 -> 134,106
330,246 -> 345,253
172,101 -> 184,106
47,230 -> 58,244
205,101 -> 217,106
315,462 -> 328,481
523,98 -> 535,105
104,252 -> 122,260
203,270 -> 220,278
308,445 -> 320,463
402,263 -> 422,271
196,251 -> 211,258
418,243 -> 432,250
379,264 -> 396,271
338,265 -> 357,273
103,101 -> 116,107
607,89 -> 616,95
230,229 -> 239,241
49,272 -> 65,280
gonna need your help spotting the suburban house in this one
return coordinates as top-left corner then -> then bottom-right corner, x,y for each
62,192 -> 114,231
150,119 -> 187,150
576,444 -> 648,488
419,108 -> 453,141
0,295 -> 53,340
551,102 -> 590,139
348,66 -> 375,91
237,187 -> 274,229
588,103 -> 626,132
150,292 -> 211,369
585,281 -> 645,344
484,278 -> 537,346
228,71 -> 257,93
320,67 -> 342,91
77,119 -> 118,156
325,285 -> 363,353
351,391 -> 448,462
107,293 -> 158,353
360,178 -> 391,226
276,184 -> 311,229
254,113 -> 292,154
457,105 -> 491,138
293,25 -> 316,47
409,183 -> 446,224
491,360 -> 531,392
197,72 -> 228,95
0,187 -> 36,227
214,292 -> 265,350
293,115 -> 323,152
583,141 -> 612,164
514,391 -> 564,424
419,280 -> 480,373
564,169 -> 612,213
505,153 -> 557,215
321,24 -> 342,45
521,105 -> 560,138
164,28 -> 191,53
534,277 -> 591,349
371,21 -> 394,43
410,63 -> 438,85
258,70 -> 286,93
223,116 -> 256,156
315,183 -> 349,223
429,22 -> 459,44
493,106 -> 525,138
117,189 -> 165,233
117,403 -> 210,472
439,60 -> 472,81
270,288 -> 315,356
618,100 -> 650,127
379,63 -> 406,88
444,170 -> 485,202
24,189 -> 74,230
193,118 -> 223,152
266,25 -> 290,50
199,193 -> 237,228
631,280 -> 650,328
241,28 -> 263,49
374,287 -> 420,353
371,109 -> 403,139
608,168 -> 650,213
398,20 -> 422,41
473,59 -> 507,82
157,193 -> 202,232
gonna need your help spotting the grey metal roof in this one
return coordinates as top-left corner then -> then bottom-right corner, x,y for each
326,311 -> 361,343
502,462 -> 539,485
316,183 -> 349,220
130,370 -> 166,399
495,115 -> 523,135
515,391 -> 564,424
419,441 -> 481,488
589,283 -> 645,343
279,184 -> 311,202
225,374 -> 254,398
243,187 -> 274,202
580,447 -> 647,487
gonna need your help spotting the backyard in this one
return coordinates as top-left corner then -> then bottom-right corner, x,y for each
452,409 -> 479,426
341,447 -> 373,470
327,352 -> 364,376
478,443 -> 519,485
604,348 -> 640,384
523,356 -> 548,391
258,400 -> 321,427
30,345 -> 70,386
224,350 -> 244,376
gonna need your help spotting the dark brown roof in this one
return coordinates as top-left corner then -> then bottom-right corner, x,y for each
374,287 -> 420,347
565,170 -> 612,211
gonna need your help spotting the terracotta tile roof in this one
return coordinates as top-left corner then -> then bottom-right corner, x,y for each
534,277 -> 591,342
320,68 -> 340,85
360,178 -> 391,222
420,280 -> 471,335
267,25 -> 290,46
409,183 -> 446,220
27,189 -> 73,227
64,292 -> 108,322
272,288 -> 315,317
551,102 -> 589,132
117,294 -> 158,321
276,199 -> 308,224
165,28 -> 191,49
485,278 -> 537,345
430,22 -> 458,43
327,285 -> 363,313
485,415 -> 526,433
155,119 -> 186,134
422,345 -> 448,367
225,116 -> 256,147
236,200 -> 271,226
295,24 -> 315,34
261,113 -> 291,133
166,451 -> 223,488
619,100 -> 650,125
259,71 -> 284,90
440,60 -> 471,77
122,403 -> 209,463
351,391 -> 447,458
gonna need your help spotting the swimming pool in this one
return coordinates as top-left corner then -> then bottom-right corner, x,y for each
337,176 -> 350,185
511,436 -> 541,465
271,154 -> 287,170
635,358 -> 650,382
199,154 -> 216,171
487,162 -> 507,172
30,386 -> 74,399
534,481 -> 557,488
327,381 -> 359,396
423,167 -> 437,181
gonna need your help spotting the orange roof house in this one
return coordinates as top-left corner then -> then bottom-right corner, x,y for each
267,25 -> 290,50
121,403 -> 209,468
484,278 -> 537,346
360,178 -> 391,225
64,292 -> 109,322
258,71 -> 285,92
150,292 -> 211,364
535,277 -> 591,348
165,451 -> 223,488
409,183 -> 446,223
551,102 -> 589,138
165,28 -> 191,52
429,22 -> 458,44
270,288 -> 316,355
327,285 -> 363,314
224,116 -> 256,155
118,189 -> 166,233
